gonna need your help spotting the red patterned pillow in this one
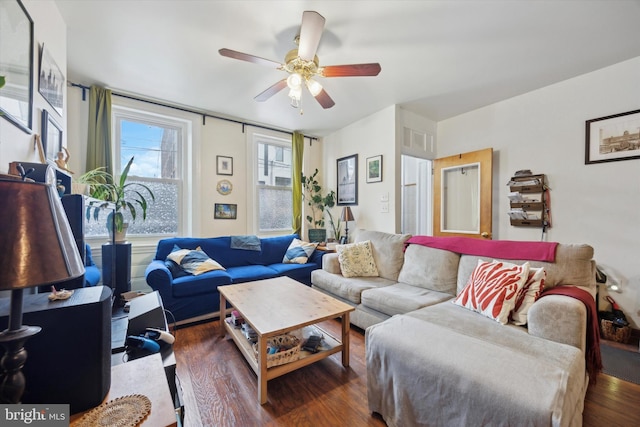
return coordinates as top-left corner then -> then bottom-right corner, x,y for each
453,260 -> 530,324
510,267 -> 546,326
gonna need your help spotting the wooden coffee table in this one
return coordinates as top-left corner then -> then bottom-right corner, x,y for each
219,276 -> 354,404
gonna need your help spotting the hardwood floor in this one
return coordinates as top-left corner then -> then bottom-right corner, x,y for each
173,319 -> 640,427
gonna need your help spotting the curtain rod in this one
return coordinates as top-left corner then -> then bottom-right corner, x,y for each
69,82 -> 318,141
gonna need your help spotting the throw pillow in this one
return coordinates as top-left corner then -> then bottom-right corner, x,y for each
282,238 -> 318,264
165,259 -> 189,279
166,246 -> 225,276
453,259 -> 530,324
511,267 -> 546,326
336,240 -> 379,278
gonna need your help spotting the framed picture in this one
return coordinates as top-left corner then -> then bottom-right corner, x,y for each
366,155 -> 383,183
214,203 -> 237,219
38,44 -> 64,116
0,0 -> 34,133
217,155 -> 233,175
337,154 -> 358,205
216,179 -> 233,195
585,109 -> 640,165
41,109 -> 62,162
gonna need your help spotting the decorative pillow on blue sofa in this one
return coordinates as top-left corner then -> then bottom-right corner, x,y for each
167,246 -> 226,276
283,238 -> 318,264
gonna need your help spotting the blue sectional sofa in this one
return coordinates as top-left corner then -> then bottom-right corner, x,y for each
145,234 -> 325,323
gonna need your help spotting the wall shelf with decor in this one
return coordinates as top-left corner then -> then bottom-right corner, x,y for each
507,173 -> 549,228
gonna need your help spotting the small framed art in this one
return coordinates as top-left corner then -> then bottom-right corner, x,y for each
214,203 -> 237,219
337,154 -> 358,205
41,109 -> 62,162
585,109 -> 640,165
217,155 -> 233,175
366,155 -> 382,183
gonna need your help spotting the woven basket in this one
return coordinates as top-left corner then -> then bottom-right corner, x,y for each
253,334 -> 301,368
601,319 -> 631,343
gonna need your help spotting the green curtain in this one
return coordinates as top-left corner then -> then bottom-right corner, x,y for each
86,85 -> 113,174
292,131 -> 304,237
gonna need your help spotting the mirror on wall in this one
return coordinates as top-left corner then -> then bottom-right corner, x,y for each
441,163 -> 480,234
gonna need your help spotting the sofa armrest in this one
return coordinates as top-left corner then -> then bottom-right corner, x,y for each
308,248 -> 326,267
145,260 -> 173,296
322,253 -> 342,275
528,295 -> 587,352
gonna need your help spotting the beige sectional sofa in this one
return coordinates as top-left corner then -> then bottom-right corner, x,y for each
311,229 -> 597,427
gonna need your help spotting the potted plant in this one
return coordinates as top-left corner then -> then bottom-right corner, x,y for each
302,168 -> 337,243
323,190 -> 342,242
76,156 -> 155,241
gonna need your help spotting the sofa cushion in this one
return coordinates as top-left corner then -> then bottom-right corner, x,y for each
457,243 -> 596,294
225,265 -> 278,283
269,262 -> 318,284
511,267 -> 546,326
354,229 -> 411,281
311,269 -> 395,304
172,270 -> 232,297
282,238 -> 317,264
397,244 -> 460,294
258,234 -> 298,265
361,283 -> 454,316
453,260 -> 530,324
337,240 -> 379,278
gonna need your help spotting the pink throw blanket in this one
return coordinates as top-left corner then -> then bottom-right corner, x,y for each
406,236 -> 558,262
539,286 -> 602,384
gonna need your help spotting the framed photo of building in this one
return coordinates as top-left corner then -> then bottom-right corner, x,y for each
214,203 -> 237,219
337,154 -> 358,205
585,109 -> 640,164
217,155 -> 233,175
366,155 -> 382,183
38,44 -> 64,116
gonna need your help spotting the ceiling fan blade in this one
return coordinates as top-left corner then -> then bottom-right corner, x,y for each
255,79 -> 288,102
219,48 -> 282,68
297,11 -> 325,61
321,63 -> 382,77
313,88 -> 335,109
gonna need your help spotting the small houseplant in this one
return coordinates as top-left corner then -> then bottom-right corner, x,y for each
302,168 -> 337,243
77,156 -> 155,241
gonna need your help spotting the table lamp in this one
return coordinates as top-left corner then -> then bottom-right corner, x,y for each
340,206 -> 355,243
0,174 -> 84,403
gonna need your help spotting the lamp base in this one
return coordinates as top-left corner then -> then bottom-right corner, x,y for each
0,325 -> 41,404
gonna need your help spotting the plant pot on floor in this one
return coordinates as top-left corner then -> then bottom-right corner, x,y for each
308,229 -> 326,243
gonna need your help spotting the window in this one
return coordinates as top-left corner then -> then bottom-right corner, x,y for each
85,106 -> 187,238
251,132 -> 293,234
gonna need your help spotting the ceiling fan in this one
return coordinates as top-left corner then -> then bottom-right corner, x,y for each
219,10 -> 381,110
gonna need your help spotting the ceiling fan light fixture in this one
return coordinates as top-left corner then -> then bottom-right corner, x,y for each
288,86 -> 302,108
286,73 -> 302,89
306,78 -> 323,96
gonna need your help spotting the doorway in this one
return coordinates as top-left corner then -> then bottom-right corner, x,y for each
401,155 -> 432,236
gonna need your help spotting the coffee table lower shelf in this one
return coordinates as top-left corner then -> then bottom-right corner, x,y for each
223,321 -> 343,380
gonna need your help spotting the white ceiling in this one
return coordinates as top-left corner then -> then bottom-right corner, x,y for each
55,0 -> 640,137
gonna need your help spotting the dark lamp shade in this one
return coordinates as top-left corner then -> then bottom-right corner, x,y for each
340,206 -> 355,222
0,177 -> 84,291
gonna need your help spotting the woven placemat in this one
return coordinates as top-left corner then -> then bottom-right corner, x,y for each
76,394 -> 151,427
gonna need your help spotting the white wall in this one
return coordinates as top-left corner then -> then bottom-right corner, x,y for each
322,105 -> 398,235
0,0 -> 66,172
437,56 -> 640,328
